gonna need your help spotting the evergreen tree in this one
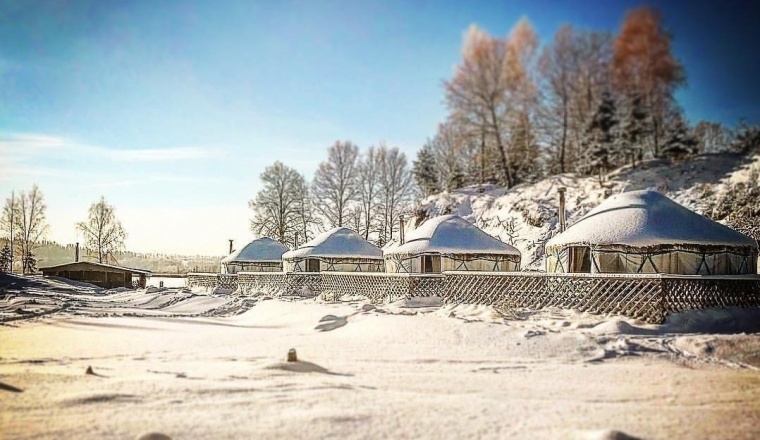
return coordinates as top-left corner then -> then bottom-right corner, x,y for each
0,243 -> 11,273
23,251 -> 37,273
662,115 -> 698,161
619,93 -> 648,166
412,145 -> 439,197
585,91 -> 618,181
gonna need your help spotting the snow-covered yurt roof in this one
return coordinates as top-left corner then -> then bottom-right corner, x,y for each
385,215 -> 521,257
546,190 -> 757,251
221,237 -> 288,264
282,227 -> 383,260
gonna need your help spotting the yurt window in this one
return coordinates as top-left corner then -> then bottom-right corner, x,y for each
569,246 -> 591,273
306,258 -> 320,272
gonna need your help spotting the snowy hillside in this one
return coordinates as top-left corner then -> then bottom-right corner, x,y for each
413,153 -> 760,269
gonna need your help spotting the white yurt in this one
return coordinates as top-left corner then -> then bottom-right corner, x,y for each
384,215 -> 521,273
282,227 -> 384,272
221,237 -> 288,274
545,190 -> 758,275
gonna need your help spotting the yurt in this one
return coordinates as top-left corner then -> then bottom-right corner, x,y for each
545,190 -> 758,275
221,237 -> 288,274
282,227 -> 384,272
384,215 -> 521,273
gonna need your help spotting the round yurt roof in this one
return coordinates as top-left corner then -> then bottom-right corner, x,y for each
546,190 -> 757,251
384,215 -> 521,257
221,237 -> 288,264
282,227 -> 383,260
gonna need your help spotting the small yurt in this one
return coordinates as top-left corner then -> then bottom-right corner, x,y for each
545,190 -> 758,275
282,227 -> 384,272
221,237 -> 288,274
384,215 -> 521,273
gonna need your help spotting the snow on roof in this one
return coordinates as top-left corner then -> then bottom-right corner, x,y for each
221,237 -> 288,264
282,227 -> 383,260
385,215 -> 521,256
546,190 -> 757,250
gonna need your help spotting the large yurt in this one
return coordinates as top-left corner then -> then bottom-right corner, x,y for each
282,227 -> 384,272
545,190 -> 758,275
221,237 -> 288,274
384,215 -> 521,273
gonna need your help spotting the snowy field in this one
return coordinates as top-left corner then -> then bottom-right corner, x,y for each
2,274 -> 760,439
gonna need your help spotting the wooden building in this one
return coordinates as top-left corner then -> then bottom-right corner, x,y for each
221,237 -> 288,274
282,227 -> 384,273
40,261 -> 151,289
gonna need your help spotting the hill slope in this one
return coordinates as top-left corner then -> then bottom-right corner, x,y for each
413,153 -> 760,269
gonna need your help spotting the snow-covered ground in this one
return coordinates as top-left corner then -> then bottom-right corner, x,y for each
2,274 -> 760,439
416,153 -> 760,269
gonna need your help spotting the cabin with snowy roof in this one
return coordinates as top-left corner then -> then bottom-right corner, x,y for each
282,227 -> 384,272
221,237 -> 288,274
384,215 -> 521,273
545,190 -> 758,275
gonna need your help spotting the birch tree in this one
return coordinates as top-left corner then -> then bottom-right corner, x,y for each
14,185 -> 48,273
376,144 -> 413,245
249,161 -> 305,247
358,146 -> 381,239
76,196 -> 127,263
312,141 -> 360,228
0,191 -> 17,272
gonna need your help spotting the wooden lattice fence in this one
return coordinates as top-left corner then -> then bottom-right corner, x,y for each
238,272 -> 287,296
320,273 -> 444,304
187,273 -> 239,291
662,276 -> 760,314
444,272 -> 666,323
285,273 -> 322,297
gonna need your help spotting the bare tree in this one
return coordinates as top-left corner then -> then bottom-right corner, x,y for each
0,191 -> 17,272
292,176 -> 321,245
358,146 -> 381,239
76,196 -> 127,263
14,185 -> 48,273
376,144 -> 413,245
312,141 -> 360,228
249,161 -> 305,247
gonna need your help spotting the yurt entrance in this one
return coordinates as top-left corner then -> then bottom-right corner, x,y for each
421,255 -> 441,273
569,246 -> 591,273
306,258 -> 320,272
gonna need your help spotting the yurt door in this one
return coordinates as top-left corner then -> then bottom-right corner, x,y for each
569,246 -> 591,273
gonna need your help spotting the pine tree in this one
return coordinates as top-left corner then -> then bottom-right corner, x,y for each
585,91 -> 618,181
412,145 -> 439,197
0,243 -> 11,273
662,115 -> 698,161
619,93 -> 648,166
23,251 -> 37,273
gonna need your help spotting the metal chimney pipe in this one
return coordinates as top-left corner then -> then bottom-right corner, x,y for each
75,242 -> 79,262
294,232 -> 299,249
399,215 -> 405,245
557,187 -> 567,233
228,239 -> 233,255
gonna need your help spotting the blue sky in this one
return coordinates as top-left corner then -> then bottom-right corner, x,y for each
1,0 -> 759,255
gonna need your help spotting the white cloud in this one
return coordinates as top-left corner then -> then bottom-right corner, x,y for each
0,132 -> 216,164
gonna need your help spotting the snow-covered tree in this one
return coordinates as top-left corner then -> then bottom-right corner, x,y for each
585,91 -> 618,181
249,161 -> 306,248
730,121 -> 760,154
662,115 -> 698,161
76,197 -> 127,263
618,93 -> 648,166
312,141 -> 360,228
412,144 -> 438,197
